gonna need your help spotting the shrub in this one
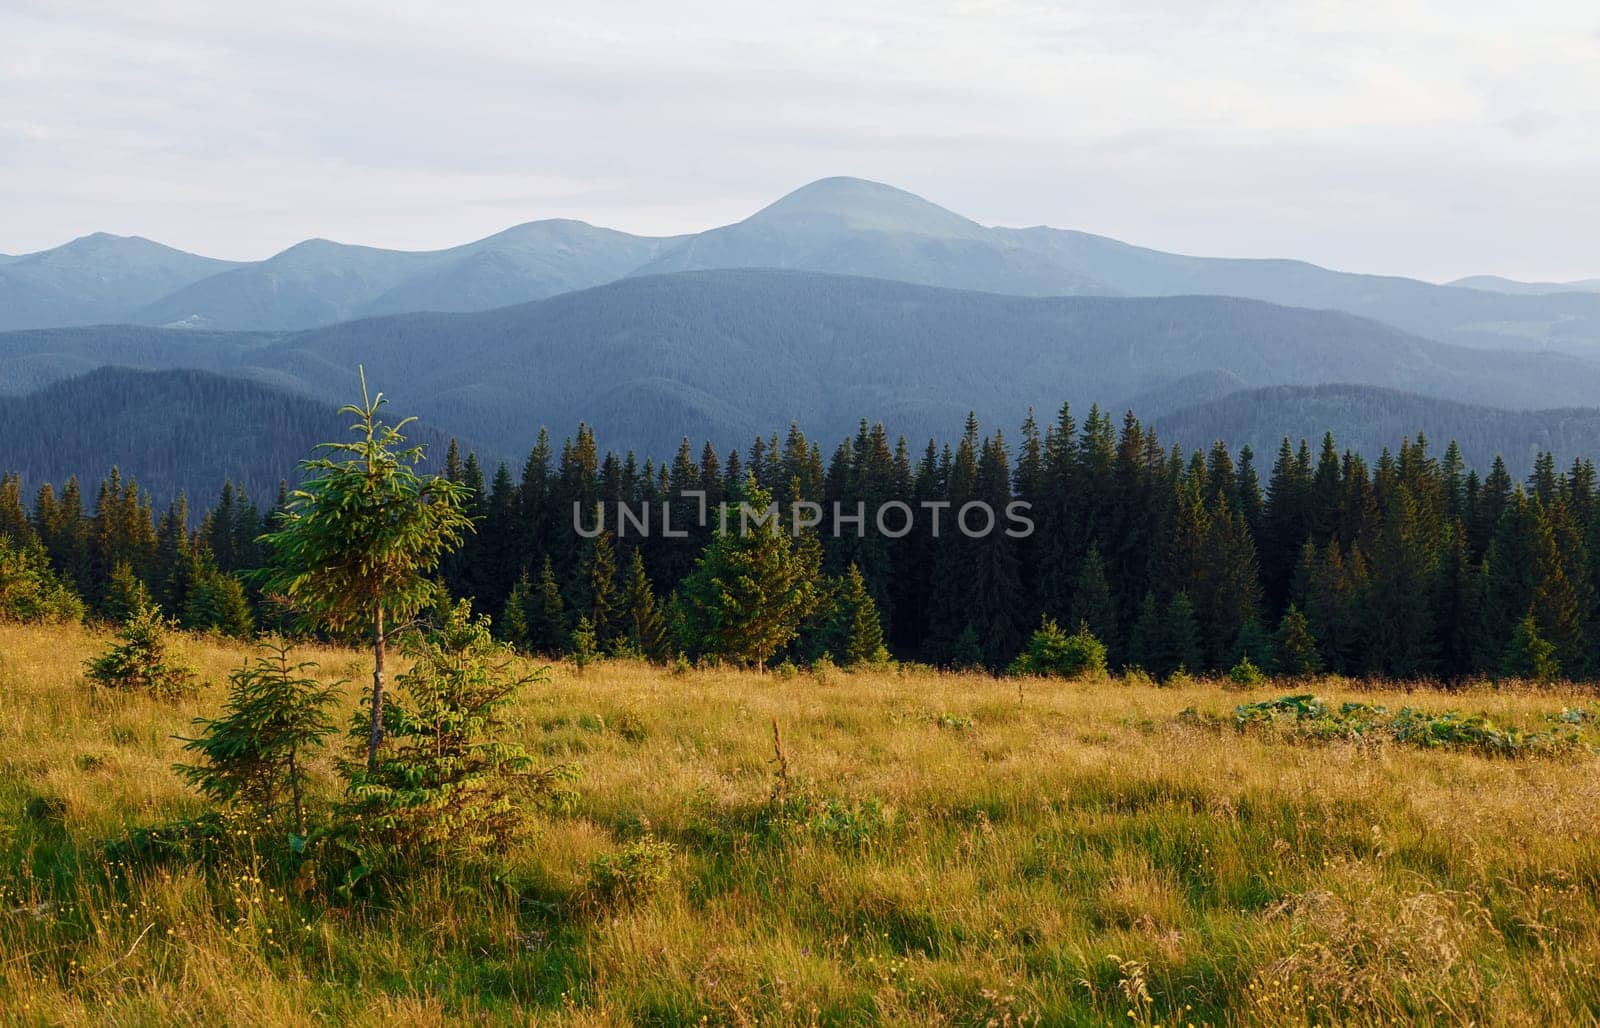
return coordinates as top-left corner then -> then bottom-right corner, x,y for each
1227,655 -> 1267,689
337,601 -> 579,866
1008,617 -> 1107,680
1121,666 -> 1158,688
612,708 -> 648,743
176,641 -> 341,835
584,836 -> 674,908
84,604 -> 197,698
0,537 -> 84,625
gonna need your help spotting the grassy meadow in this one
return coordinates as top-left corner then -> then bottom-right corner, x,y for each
2,622 -> 1600,1025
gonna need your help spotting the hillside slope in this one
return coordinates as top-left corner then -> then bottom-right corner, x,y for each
6,271 -> 1600,464
0,367 -> 464,505
1154,383 -> 1600,471
254,270 -> 1600,456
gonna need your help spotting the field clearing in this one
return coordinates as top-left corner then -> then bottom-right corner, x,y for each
2,623 -> 1600,1025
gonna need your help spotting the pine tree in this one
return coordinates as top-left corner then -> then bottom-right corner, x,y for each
1125,592 -> 1163,673
525,556 -> 567,655
618,549 -> 669,661
1501,611 -> 1559,683
1157,592 -> 1203,678
573,529 -> 619,646
1273,604 -> 1321,677
259,370 -> 473,770
176,641 -> 340,835
677,479 -> 819,670
1068,542 -> 1118,662
500,571 -> 533,648
948,624 -> 985,671
822,563 -> 886,666
1232,617 -> 1276,672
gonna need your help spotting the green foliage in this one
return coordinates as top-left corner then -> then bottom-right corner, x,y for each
1156,592 -> 1203,681
676,479 -> 819,669
257,369 -> 473,768
821,563 -> 886,667
1067,543 -> 1118,660
1231,617 -> 1275,673
176,641 -> 341,835
181,561 -> 254,637
0,536 -> 84,624
619,548 -> 669,662
83,604 -> 197,697
504,556 -> 567,656
583,837 -> 675,908
1502,612 -> 1560,683
103,561 -> 152,623
947,624 -> 985,671
571,615 -> 598,671
1224,694 -> 1588,756
1227,655 -> 1266,688
1273,603 -> 1322,677
337,601 -> 578,866
1008,616 -> 1107,680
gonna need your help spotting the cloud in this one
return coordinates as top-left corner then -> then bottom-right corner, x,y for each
1,0 -> 1596,280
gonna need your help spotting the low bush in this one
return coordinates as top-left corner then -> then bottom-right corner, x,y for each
83,604 -> 197,698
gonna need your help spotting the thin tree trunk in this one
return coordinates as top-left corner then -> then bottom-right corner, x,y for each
367,605 -> 385,772
288,748 -> 304,836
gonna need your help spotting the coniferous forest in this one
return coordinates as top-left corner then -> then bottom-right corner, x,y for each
5,399 -> 1592,683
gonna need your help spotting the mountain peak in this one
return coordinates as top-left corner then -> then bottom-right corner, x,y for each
748,177 -> 986,239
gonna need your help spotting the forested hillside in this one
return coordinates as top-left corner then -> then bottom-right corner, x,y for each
8,270 -> 1600,463
7,393 -> 1595,684
1157,384 -> 1600,472
0,367 -> 463,505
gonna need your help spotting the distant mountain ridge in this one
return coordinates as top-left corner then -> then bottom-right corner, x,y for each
1447,275 -> 1600,296
5,177 -> 1600,354
6,270 -> 1600,467
1155,383 -> 1600,473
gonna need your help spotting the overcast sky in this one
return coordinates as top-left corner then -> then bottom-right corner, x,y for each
3,0 -> 1597,282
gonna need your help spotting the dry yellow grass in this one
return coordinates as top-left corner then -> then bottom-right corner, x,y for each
2,621 -> 1599,1025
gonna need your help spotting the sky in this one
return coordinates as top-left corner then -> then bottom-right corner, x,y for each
2,0 -> 1598,282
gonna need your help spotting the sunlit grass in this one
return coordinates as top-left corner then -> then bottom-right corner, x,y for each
1,621 -> 1598,1024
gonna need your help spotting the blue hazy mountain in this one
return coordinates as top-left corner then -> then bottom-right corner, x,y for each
630,177 -> 1110,297
134,221 -> 678,330
1447,275 -> 1600,296
0,234 -> 240,331
5,178 -> 1598,352
8,270 -> 1600,465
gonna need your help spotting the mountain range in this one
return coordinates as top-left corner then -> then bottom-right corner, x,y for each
5,177 -> 1600,355
4,176 -> 1600,503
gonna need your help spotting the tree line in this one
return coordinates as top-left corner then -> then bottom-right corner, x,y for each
5,399 -> 1597,682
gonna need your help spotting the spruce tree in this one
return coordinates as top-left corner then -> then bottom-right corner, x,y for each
259,370 -> 473,770
823,563 -> 886,666
1501,612 -> 1559,683
176,641 -> 340,835
1273,604 -> 1321,677
678,479 -> 818,670
526,556 -> 568,655
1068,542 -> 1118,662
618,548 -> 669,661
1157,592 -> 1202,678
